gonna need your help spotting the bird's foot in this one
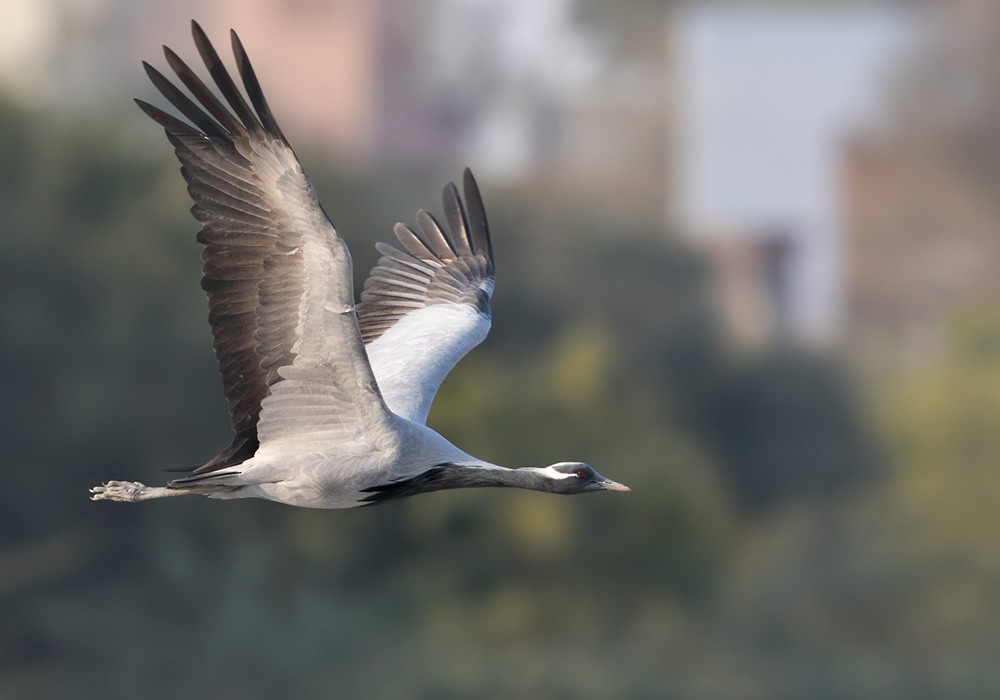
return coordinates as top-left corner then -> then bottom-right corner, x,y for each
90,480 -> 154,502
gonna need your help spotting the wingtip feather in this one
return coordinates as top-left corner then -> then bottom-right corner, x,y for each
442,181 -> 474,257
229,28 -> 288,145
461,168 -> 492,269
190,20 -> 261,135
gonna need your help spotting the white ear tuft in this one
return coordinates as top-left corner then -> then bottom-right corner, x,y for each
537,465 -> 576,480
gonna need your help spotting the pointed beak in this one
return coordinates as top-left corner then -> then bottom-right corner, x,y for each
599,478 -> 631,492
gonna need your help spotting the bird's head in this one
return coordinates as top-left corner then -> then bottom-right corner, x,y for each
535,462 -> 630,495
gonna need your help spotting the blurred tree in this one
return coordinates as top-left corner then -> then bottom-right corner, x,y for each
0,93 -> 734,696
881,305 -> 1000,584
0,73 -> 888,696
695,350 -> 879,514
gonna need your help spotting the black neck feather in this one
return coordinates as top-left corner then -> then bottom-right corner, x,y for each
359,464 -> 548,505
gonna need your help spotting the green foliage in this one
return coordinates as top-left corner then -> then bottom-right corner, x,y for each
880,305 -> 1000,615
4,94 -> 987,699
694,350 -> 879,514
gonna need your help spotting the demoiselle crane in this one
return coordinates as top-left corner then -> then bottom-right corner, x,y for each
90,22 -> 629,509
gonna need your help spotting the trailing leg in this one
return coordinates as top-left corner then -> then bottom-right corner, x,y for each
90,480 -> 185,502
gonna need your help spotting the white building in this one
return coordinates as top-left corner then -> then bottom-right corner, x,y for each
672,4 -> 915,344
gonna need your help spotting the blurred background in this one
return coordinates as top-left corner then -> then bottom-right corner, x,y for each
2,0 -> 998,697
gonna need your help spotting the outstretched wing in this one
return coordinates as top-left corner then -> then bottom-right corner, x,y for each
139,21 -> 395,472
357,170 -> 494,425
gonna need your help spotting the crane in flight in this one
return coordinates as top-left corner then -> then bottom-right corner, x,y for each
90,22 -> 629,509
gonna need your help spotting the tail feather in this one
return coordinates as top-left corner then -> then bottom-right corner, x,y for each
168,470 -> 240,488
164,431 -> 258,475
164,464 -> 200,473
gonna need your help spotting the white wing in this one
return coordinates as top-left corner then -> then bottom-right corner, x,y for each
357,171 -> 495,424
139,22 -> 396,470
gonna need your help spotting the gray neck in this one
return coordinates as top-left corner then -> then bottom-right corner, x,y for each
359,464 -> 548,505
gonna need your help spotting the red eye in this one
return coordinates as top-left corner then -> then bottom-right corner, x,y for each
576,469 -> 586,478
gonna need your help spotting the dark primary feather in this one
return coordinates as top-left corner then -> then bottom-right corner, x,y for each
139,21 -> 325,474
357,169 -> 495,344
230,29 -> 289,145
191,23 -> 262,135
